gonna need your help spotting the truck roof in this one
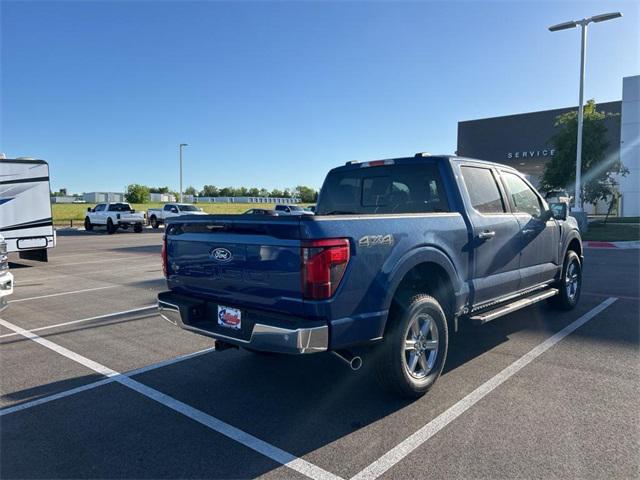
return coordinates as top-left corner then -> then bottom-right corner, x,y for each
331,154 -> 518,174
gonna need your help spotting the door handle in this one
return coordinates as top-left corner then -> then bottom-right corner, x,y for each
477,230 -> 496,240
522,228 -> 536,235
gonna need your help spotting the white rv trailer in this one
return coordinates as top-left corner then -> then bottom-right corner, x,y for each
0,158 -> 55,261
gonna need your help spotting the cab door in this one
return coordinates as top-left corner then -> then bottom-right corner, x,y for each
93,204 -> 106,224
459,164 -> 522,305
499,170 -> 560,289
164,204 -> 177,219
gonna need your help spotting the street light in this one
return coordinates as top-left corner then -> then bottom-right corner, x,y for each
179,143 -> 188,203
548,12 -> 622,213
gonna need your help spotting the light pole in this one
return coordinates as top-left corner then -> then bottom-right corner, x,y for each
179,143 -> 188,203
549,12 -> 622,213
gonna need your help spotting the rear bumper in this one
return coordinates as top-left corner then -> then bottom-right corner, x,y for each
157,291 -> 328,354
0,272 -> 14,312
117,219 -> 144,226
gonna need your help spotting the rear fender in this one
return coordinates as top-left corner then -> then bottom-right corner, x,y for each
382,245 -> 466,317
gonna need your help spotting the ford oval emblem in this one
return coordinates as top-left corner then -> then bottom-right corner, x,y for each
210,247 -> 232,262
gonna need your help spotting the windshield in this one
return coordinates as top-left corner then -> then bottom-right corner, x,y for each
178,205 -> 199,212
316,163 -> 450,215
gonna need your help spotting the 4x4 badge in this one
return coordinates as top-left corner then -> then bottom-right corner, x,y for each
358,234 -> 394,247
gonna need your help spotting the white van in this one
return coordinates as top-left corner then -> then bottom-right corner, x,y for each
0,158 -> 56,261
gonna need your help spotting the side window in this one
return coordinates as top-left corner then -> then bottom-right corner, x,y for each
460,166 -> 506,214
163,204 -> 173,211
502,172 -> 543,218
95,204 -> 105,212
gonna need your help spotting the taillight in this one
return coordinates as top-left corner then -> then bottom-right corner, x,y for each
301,239 -> 350,299
161,237 -> 168,277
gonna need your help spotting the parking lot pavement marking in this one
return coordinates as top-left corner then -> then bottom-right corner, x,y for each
51,256 -> 158,267
0,305 -> 157,339
0,318 -> 343,480
0,378 -> 115,416
350,297 -> 618,480
12,263 -> 161,284
0,347 -> 213,416
8,285 -> 118,304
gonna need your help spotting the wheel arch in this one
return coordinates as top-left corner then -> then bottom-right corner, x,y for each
382,247 -> 465,334
566,235 -> 582,259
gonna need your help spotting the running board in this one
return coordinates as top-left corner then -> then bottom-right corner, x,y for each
470,288 -> 559,325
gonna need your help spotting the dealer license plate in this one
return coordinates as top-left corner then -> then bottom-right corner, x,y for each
217,305 -> 241,330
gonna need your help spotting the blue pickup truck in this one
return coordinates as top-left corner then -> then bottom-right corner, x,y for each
158,155 -> 582,397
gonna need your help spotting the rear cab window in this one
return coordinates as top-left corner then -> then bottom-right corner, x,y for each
316,162 -> 450,215
108,203 -> 133,212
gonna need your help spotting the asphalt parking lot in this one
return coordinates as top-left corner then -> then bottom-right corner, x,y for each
1,229 -> 638,479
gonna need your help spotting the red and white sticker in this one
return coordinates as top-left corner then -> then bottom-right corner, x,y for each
217,305 -> 242,330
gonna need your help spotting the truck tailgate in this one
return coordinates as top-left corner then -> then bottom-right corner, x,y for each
165,216 -> 304,316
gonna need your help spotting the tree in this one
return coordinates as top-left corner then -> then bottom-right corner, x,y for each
201,185 -> 219,197
125,184 -> 150,203
149,186 -> 170,194
295,185 -> 318,203
540,100 -> 627,209
247,188 -> 260,197
219,187 -> 235,197
184,186 -> 197,196
270,188 -> 283,198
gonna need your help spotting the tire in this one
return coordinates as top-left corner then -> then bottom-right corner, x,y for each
549,250 -> 582,310
374,294 -> 448,398
84,217 -> 93,231
106,218 -> 117,235
134,223 -> 143,233
150,216 -> 159,229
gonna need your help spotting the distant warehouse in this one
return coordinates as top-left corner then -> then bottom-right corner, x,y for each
83,192 -> 124,203
196,196 -> 299,204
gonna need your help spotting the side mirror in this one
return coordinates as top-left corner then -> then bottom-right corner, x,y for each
130,209 -> 135,213
87,207 -> 91,212
549,202 -> 568,221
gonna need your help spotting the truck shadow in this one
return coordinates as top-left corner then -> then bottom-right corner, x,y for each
2,297 -> 633,479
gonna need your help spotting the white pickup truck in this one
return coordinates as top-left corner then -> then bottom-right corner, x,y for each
146,203 -> 206,229
0,234 -> 14,312
84,202 -> 146,234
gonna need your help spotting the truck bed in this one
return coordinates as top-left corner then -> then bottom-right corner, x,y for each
163,212 -> 469,349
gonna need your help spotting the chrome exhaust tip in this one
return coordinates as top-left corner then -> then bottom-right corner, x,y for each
332,350 -> 363,371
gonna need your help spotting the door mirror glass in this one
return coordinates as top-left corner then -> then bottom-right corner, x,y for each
549,202 -> 568,221
87,207 -> 91,212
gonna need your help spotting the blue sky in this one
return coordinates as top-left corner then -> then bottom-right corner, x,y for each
1,1 -> 638,193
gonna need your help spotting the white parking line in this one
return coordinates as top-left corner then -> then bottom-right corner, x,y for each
51,256 -> 158,267
13,263 -> 161,284
8,285 -> 118,303
350,297 -> 618,480
0,305 -> 157,339
0,318 -> 343,480
0,347 -> 213,416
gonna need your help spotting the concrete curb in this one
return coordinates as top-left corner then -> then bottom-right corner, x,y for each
584,240 -> 640,249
